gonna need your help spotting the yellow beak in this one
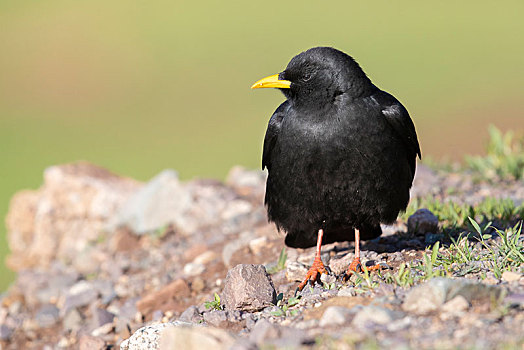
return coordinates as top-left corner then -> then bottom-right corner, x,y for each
251,73 -> 291,89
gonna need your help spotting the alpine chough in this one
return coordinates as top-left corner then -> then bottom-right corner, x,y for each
251,47 -> 421,291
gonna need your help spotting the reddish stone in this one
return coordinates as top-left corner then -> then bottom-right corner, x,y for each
136,279 -> 191,317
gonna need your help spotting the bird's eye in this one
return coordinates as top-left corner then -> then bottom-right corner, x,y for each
301,73 -> 312,82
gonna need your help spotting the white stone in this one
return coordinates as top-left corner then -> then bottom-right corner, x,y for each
441,295 -> 470,314
193,251 -> 217,265
110,170 -> 191,235
248,236 -> 268,255
352,305 -> 398,326
502,271 -> 521,283
402,278 -> 452,315
183,263 -> 205,277
319,306 -> 352,327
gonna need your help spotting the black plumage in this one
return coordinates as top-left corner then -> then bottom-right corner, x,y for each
252,47 -> 420,287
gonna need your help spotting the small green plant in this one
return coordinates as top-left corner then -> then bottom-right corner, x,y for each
475,221 -> 524,278
403,196 -> 523,229
271,293 -> 301,317
151,224 -> 171,240
465,125 -> 524,181
384,262 -> 414,287
415,242 -> 446,280
433,218 -> 524,278
204,293 -> 223,310
322,281 -> 337,290
384,243 -> 446,287
385,215 -> 523,287
352,267 -> 379,292
267,247 -> 287,274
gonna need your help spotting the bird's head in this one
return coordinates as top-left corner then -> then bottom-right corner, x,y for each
252,47 -> 373,110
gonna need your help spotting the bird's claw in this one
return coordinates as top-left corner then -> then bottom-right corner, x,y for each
296,257 -> 328,292
341,257 -> 387,281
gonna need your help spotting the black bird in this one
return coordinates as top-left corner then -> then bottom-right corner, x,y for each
251,47 -> 421,290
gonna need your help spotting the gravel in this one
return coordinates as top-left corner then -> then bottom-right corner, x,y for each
1,162 -> 523,349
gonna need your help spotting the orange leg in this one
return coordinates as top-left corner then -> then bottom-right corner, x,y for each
344,229 -> 382,278
297,228 -> 328,291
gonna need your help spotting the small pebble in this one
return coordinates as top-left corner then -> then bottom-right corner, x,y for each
184,262 -> 205,276
502,271 -> 521,283
441,295 -> 470,314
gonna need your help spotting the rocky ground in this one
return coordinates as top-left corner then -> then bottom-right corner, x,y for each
0,162 -> 523,349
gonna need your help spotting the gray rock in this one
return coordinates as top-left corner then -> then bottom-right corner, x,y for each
63,308 -> 83,331
402,277 -> 504,315
337,287 -> 356,297
159,324 -> 235,350
441,295 -> 469,314
91,307 -> 115,328
110,170 -> 192,235
222,264 -> 276,312
408,209 -> 439,234
179,306 -> 202,323
248,319 -> 278,345
152,310 -> 164,322
449,279 -> 504,304
352,305 -> 402,327
62,280 -> 98,315
36,273 -> 78,304
71,247 -> 100,276
402,278 -> 453,314
242,313 -> 256,330
203,310 -> 228,327
386,316 -> 412,332
114,317 -> 131,336
118,297 -> 139,320
248,319 -> 307,348
505,293 -> 524,307
0,324 -> 13,341
92,280 -> 117,305
35,304 -> 60,328
203,309 -> 244,328
226,310 -> 243,323
319,306 -> 354,327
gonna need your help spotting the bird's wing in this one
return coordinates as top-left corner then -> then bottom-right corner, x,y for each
374,92 -> 421,158
262,101 -> 289,170
372,91 -> 421,176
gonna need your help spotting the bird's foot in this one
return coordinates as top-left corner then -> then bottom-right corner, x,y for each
342,257 -> 384,281
296,257 -> 328,292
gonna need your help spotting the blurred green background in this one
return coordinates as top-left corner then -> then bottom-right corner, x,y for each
1,1 -> 523,290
